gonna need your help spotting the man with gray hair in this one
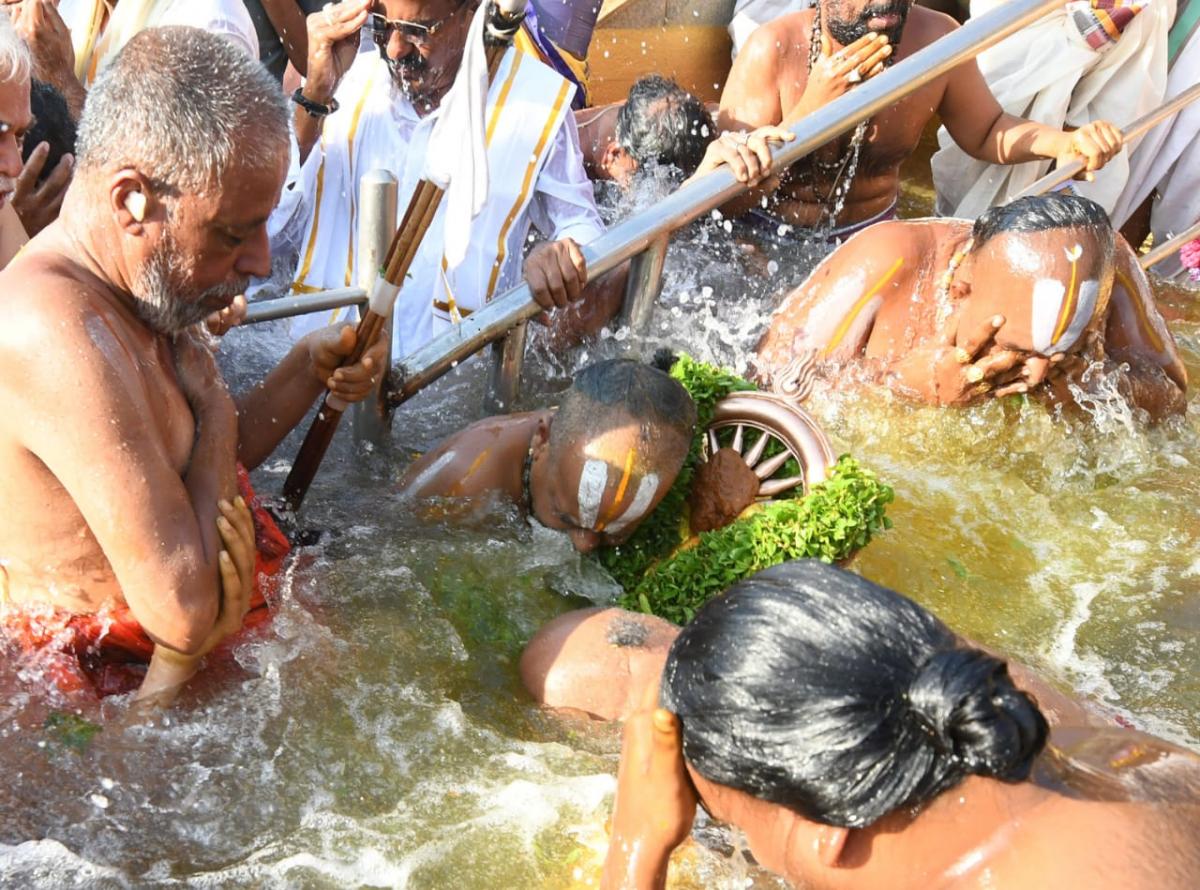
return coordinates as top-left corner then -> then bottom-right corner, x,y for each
0,12 -> 33,265
0,26 -> 386,706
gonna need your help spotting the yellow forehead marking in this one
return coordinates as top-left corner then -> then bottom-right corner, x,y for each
1051,247 -> 1082,344
596,448 -> 636,532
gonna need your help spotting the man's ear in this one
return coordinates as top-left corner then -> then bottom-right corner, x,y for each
815,824 -> 850,867
110,170 -> 155,234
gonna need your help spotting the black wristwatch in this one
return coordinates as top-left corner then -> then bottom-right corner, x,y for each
291,88 -> 340,118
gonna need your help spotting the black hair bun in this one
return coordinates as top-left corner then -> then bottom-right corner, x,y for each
907,649 -> 1047,782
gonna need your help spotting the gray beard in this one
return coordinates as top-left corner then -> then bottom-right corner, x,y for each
129,232 -> 247,335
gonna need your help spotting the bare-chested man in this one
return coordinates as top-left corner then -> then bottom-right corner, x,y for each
398,358 -> 696,553
0,27 -> 385,704
720,0 -> 1124,240
520,561 -> 1200,890
752,194 -> 1187,419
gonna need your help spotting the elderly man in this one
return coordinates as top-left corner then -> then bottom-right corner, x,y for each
0,14 -> 32,266
0,27 -> 385,705
273,0 -> 605,358
753,194 -> 1187,419
719,0 -> 1123,243
4,0 -> 258,118
576,75 -> 716,185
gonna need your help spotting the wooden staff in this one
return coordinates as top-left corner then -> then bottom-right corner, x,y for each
282,0 -> 526,512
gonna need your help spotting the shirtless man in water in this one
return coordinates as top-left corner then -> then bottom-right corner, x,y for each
0,28 -> 385,704
521,561 -> 1200,889
752,194 -> 1187,419
398,358 -> 695,553
719,0 -> 1125,239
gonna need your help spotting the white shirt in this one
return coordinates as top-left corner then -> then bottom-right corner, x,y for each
270,51 -> 605,356
58,0 -> 259,61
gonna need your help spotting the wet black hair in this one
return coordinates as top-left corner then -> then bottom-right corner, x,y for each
661,559 -> 1048,829
615,75 -> 715,178
549,358 -> 697,459
972,193 -> 1112,250
23,80 -> 77,185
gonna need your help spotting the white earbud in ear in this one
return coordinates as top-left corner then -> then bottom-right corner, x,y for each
125,191 -> 146,222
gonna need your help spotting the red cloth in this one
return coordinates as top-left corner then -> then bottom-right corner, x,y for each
1,467 -> 290,697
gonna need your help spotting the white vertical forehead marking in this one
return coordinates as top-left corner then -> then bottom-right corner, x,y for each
576,459 -> 609,529
1064,244 -> 1083,262
402,450 -> 457,498
603,474 -> 661,535
1031,278 -> 1100,355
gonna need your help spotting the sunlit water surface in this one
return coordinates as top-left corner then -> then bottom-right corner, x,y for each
2,172 -> 1198,887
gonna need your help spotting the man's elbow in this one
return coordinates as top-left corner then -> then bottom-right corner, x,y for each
136,582 -> 220,656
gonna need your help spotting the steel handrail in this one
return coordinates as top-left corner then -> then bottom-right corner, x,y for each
1140,219 -> 1200,271
388,0 -> 1064,404
1017,81 -> 1200,200
245,287 -> 367,325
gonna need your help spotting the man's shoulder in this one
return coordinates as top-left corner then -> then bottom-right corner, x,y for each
907,6 -> 960,44
741,12 -> 814,66
0,251 -> 127,362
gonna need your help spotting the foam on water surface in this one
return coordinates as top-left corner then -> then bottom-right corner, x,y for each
2,193 -> 1199,887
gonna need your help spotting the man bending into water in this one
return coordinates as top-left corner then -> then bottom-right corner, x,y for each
398,358 -> 696,553
522,561 -> 1200,889
720,0 -> 1124,241
0,28 -> 385,704
753,194 -> 1187,419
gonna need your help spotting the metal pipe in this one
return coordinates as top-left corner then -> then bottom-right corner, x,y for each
244,287 -> 366,324
392,0 -> 1063,403
1017,82 -> 1200,200
620,233 -> 669,332
352,170 -> 399,445
1139,219 -> 1200,271
483,321 -> 528,414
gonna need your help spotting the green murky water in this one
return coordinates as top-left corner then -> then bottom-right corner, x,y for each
2,150 -> 1197,886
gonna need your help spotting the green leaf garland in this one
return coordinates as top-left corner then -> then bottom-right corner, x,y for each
596,355 -> 893,623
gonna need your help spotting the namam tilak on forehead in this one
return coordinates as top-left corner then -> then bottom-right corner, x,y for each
575,427 -> 662,536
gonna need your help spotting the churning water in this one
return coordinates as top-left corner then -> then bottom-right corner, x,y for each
2,177 -> 1197,887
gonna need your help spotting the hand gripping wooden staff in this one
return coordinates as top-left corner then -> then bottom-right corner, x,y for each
281,0 -> 528,511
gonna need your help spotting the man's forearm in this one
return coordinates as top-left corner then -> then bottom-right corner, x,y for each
261,0 -> 310,74
236,341 -> 326,470
179,396 -> 240,613
600,836 -> 673,890
974,113 -> 1068,165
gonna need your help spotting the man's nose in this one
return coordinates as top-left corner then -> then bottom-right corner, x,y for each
568,528 -> 602,554
0,136 -> 23,181
387,29 -> 416,61
234,225 -> 272,279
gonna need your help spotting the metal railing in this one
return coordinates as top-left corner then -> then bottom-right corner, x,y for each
1017,81 -> 1200,199
245,0 -> 1073,440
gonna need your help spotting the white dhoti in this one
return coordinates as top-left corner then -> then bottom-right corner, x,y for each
728,0 -> 812,56
1110,17 -> 1200,280
58,0 -> 258,82
271,48 -> 605,358
932,0 -> 1173,219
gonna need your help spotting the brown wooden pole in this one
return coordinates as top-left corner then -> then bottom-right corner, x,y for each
281,4 -> 523,512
